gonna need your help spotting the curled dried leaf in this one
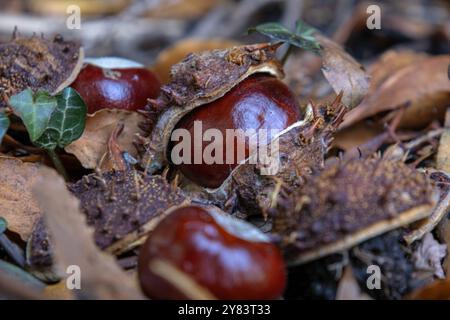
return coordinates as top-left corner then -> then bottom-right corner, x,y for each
341,55 -> 450,129
315,34 -> 370,109
65,109 -> 144,169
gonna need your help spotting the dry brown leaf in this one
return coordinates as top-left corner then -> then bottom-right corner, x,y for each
335,265 -> 371,300
31,167 -> 144,300
332,122 -> 383,151
65,109 -> 144,169
342,55 -> 450,129
368,50 -> 428,91
316,34 -> 370,109
28,0 -> 131,16
0,157 -> 42,241
151,38 -> 241,84
145,0 -> 219,20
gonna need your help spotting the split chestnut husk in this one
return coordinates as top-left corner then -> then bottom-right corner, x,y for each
269,153 -> 439,266
27,169 -> 188,277
0,33 -> 84,108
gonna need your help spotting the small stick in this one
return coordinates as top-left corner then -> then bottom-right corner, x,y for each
47,149 -> 69,181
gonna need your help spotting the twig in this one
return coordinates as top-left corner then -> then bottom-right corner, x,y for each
47,149 -> 69,181
403,128 -> 445,151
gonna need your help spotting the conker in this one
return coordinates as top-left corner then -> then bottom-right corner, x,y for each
71,57 -> 161,113
137,205 -> 286,300
171,74 -> 301,188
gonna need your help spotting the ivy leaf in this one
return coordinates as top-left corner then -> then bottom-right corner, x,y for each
248,21 -> 321,54
9,89 -> 57,141
0,112 -> 10,144
34,88 -> 87,150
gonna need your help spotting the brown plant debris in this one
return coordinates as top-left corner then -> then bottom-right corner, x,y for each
271,154 -> 438,265
0,33 -> 84,108
31,167 -> 144,299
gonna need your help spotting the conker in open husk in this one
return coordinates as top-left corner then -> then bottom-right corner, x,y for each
172,73 -> 300,188
140,43 -> 302,190
71,57 -> 161,114
137,205 -> 286,300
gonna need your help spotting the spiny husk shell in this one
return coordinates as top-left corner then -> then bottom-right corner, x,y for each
228,95 -> 347,217
271,154 -> 438,266
27,170 -> 188,271
0,33 -> 84,108
139,43 -> 284,174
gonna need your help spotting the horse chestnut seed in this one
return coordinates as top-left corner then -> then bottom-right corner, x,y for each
137,205 -> 286,300
71,57 -> 161,114
171,74 -> 300,188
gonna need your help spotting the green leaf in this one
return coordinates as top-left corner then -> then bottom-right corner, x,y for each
34,87 -> 87,150
0,112 -> 10,144
248,22 -> 293,42
0,259 -> 45,290
9,89 -> 57,141
0,217 -> 6,234
248,20 -> 322,54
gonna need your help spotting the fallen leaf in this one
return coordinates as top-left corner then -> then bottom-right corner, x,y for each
145,0 -> 219,20
336,265 -> 371,300
31,167 -> 144,299
332,122 -> 383,152
342,55 -> 450,129
0,157 -> 42,241
316,34 -> 370,109
28,0 -> 130,16
65,109 -> 144,169
368,50 -> 428,92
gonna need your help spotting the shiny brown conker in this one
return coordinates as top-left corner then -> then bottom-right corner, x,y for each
170,74 -> 300,188
137,205 -> 287,300
71,58 -> 161,114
